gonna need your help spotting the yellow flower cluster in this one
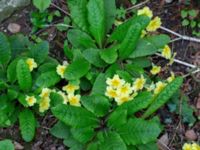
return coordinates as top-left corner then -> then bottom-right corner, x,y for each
138,7 -> 162,36
183,143 -> 200,150
26,58 -> 37,72
39,88 -> 52,113
56,62 -> 69,78
105,75 -> 146,105
58,83 -> 81,107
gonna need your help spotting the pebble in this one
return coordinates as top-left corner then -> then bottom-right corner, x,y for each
7,23 -> 21,33
185,129 -> 197,141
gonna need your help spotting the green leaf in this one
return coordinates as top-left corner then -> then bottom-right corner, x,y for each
99,131 -> 127,150
129,34 -> 170,58
188,9 -> 197,17
117,92 -> 152,115
16,59 -> 32,91
181,10 -> 188,18
67,29 -> 96,49
118,118 -> 161,145
7,58 -> 20,83
87,0 -> 105,47
68,0 -> 88,32
50,92 -> 64,107
19,109 -> 36,142
50,121 -> 71,139
91,73 -> 106,95
52,104 -> 99,128
137,142 -> 159,150
33,0 -> 51,12
38,62 -> 58,73
83,48 -> 106,68
143,77 -> 183,118
35,71 -> 61,88
109,15 -> 150,42
0,140 -> 14,150
29,41 -> 49,64
71,127 -> 95,143
63,40 -> 73,60
81,95 -> 110,117
100,46 -> 118,64
182,19 -> 189,26
0,32 -> 11,65
64,58 -> 90,80
104,0 -> 116,33
107,109 -> 127,129
119,23 -> 142,59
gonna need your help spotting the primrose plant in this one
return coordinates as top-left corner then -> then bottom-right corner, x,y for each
49,0 -> 183,149
0,33 -> 62,142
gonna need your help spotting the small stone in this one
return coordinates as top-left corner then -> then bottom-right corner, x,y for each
14,141 -> 24,150
8,23 -> 21,33
185,129 -> 197,141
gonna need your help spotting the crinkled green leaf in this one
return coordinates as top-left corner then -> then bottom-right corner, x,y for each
91,73 -> 106,95
19,109 -> 36,142
0,32 -> 11,65
64,58 -> 90,80
7,58 -> 20,83
87,0 -> 105,47
16,59 -> 32,91
71,127 -> 95,143
52,104 -> 99,128
33,0 -> 51,12
83,48 -> 106,68
100,46 -> 118,64
35,71 -> 61,88
129,35 -> 170,58
67,29 -> 96,49
118,118 -> 161,145
68,0 -> 89,32
143,77 -> 183,118
81,95 -> 110,117
119,23 -> 142,59
109,15 -> 150,42
99,131 -> 127,150
0,140 -> 14,150
29,41 -> 49,64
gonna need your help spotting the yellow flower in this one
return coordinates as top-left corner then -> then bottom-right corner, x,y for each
106,75 -> 125,89
141,30 -> 147,38
115,95 -> 132,105
167,72 -> 175,83
62,84 -> 79,94
150,65 -> 161,75
105,86 -> 118,99
26,58 -> 37,72
132,75 -> 146,92
68,94 -> 81,107
39,97 -> 50,113
116,83 -> 132,96
154,81 -> 166,95
191,143 -> 200,150
40,88 -> 51,98
137,6 -> 153,18
114,20 -> 123,26
25,96 -> 37,107
57,91 -> 68,104
162,45 -> 172,59
56,64 -> 67,78
146,17 -> 162,32
183,143 -> 192,150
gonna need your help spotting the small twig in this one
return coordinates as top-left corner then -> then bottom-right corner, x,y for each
155,53 -> 196,68
51,3 -> 70,16
157,140 -> 172,150
126,0 -> 150,11
160,26 -> 200,43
